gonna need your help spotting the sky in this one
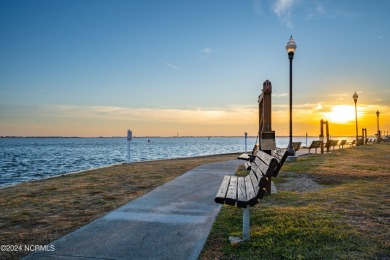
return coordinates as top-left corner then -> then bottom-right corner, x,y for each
0,0 -> 389,137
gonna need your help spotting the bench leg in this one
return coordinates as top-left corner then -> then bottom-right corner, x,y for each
229,206 -> 250,245
243,206 -> 250,240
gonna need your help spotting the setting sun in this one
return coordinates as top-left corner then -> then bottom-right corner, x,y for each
323,105 -> 357,123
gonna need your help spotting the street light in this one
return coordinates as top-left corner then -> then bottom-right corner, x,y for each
286,36 -> 297,156
353,92 -> 358,145
376,110 -> 380,143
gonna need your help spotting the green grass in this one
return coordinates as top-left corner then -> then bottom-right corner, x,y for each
236,164 -> 250,176
282,156 -> 323,173
201,144 -> 390,259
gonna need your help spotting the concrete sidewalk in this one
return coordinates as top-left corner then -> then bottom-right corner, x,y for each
24,159 -> 243,260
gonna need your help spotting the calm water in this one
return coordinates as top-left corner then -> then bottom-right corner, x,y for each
0,136 -> 354,187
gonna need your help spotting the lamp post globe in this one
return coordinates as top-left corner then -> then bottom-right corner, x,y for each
286,36 -> 297,58
353,92 -> 359,145
286,36 -> 297,156
353,92 -> 358,103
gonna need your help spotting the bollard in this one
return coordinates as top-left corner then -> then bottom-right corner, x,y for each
306,132 -> 308,147
127,130 -> 132,163
127,141 -> 130,162
244,132 -> 248,153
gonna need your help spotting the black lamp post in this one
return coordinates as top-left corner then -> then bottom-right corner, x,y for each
286,36 -> 297,156
353,92 -> 358,145
376,110 -> 380,143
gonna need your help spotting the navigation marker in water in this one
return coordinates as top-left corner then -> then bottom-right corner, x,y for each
127,130 -> 133,163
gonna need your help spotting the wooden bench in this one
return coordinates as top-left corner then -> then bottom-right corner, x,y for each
330,140 -> 339,151
237,155 -> 253,170
215,149 -> 289,208
348,140 -> 356,147
303,140 -> 322,154
215,149 -> 289,241
238,144 -> 259,170
244,161 -> 252,170
339,140 -> 347,149
324,139 -> 339,151
292,141 -> 302,151
284,142 -> 301,152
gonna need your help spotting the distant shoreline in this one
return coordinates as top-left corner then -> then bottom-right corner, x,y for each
0,135 -> 361,139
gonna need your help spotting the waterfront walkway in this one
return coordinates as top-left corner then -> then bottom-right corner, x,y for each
24,159 -> 243,260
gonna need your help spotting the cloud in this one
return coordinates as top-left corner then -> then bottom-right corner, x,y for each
200,47 -> 217,59
274,92 -> 289,97
305,1 -> 326,21
202,48 -> 215,55
28,104 -> 257,125
163,61 -> 181,70
200,47 -> 227,59
272,0 -> 294,27
273,0 -> 294,17
271,0 -> 330,27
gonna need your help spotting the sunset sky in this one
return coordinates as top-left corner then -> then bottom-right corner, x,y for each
1,0 -> 389,137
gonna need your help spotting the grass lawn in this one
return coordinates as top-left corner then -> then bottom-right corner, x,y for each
0,153 -> 239,259
201,143 -> 390,259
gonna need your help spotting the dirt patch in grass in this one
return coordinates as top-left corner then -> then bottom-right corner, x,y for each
278,172 -> 324,192
0,153 -> 239,259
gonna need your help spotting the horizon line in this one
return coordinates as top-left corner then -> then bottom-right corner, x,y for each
1,135 -> 366,139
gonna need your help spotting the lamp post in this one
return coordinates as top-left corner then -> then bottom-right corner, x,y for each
353,92 -> 359,146
286,36 -> 297,156
376,110 -> 380,143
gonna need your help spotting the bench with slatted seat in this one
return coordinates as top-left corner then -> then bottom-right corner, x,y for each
214,149 -> 289,242
238,144 -> 259,170
339,140 -> 347,149
303,140 -> 322,154
330,140 -> 339,150
215,149 -> 289,208
292,141 -> 302,151
244,161 -> 252,170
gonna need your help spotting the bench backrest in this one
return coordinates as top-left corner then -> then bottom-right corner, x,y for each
273,148 -> 290,177
251,152 -> 278,178
310,140 -> 322,148
331,140 -> 339,146
292,142 -> 302,151
325,140 -> 334,148
246,149 -> 288,200
340,140 -> 347,145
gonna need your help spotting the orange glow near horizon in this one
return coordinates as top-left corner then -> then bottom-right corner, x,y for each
0,103 -> 388,137
322,105 -> 358,124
